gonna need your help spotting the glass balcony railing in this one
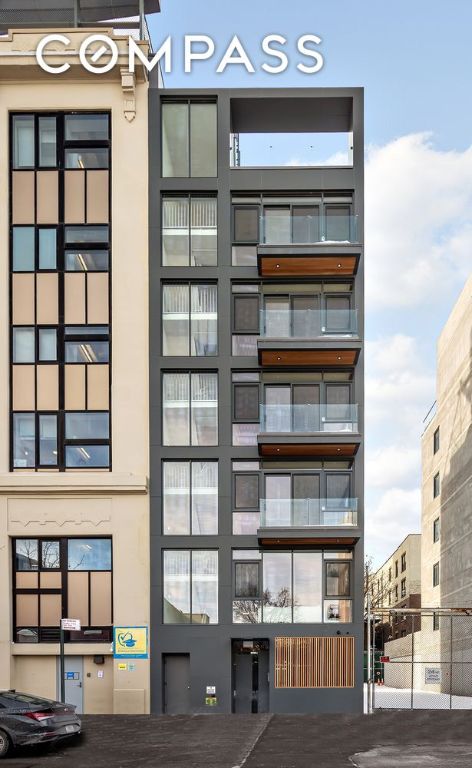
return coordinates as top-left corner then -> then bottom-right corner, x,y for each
260,213 -> 358,245
260,404 -> 358,433
260,498 -> 358,527
260,309 -> 358,338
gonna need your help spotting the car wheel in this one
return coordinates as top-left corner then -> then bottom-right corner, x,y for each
0,730 -> 11,758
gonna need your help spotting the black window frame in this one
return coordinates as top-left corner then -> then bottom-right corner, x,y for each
161,459 -> 219,536
433,517 -> 440,543
161,98 -> 218,179
433,427 -> 440,454
12,535 -> 113,644
433,562 -> 440,587
161,280 -> 218,357
161,193 -> 218,267
9,112 -> 112,473
433,473 -> 440,498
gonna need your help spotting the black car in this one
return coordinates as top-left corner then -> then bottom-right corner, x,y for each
0,691 -> 81,758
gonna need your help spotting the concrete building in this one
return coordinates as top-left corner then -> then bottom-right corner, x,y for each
381,276 -> 472,696
0,13 -> 155,713
370,534 -> 421,643
149,86 -> 365,713
421,274 -> 472,614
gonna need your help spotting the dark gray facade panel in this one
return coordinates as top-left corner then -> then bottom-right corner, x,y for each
149,87 -> 364,714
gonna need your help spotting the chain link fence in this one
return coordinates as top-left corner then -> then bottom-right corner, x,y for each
365,608 -> 472,710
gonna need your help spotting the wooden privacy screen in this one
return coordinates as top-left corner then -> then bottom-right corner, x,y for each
275,636 -> 355,688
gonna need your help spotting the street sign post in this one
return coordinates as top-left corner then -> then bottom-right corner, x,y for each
59,619 -> 81,702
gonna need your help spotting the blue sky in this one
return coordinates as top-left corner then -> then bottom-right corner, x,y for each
149,0 -> 472,564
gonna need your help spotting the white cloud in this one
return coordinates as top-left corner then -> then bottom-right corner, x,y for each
366,133 -> 472,309
366,488 -> 421,567
366,446 -> 420,491
364,333 -> 434,564
366,334 -> 435,441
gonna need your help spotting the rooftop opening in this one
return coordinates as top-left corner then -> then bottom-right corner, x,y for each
230,95 -> 354,169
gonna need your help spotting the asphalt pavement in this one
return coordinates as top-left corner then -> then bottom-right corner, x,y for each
2,711 -> 472,768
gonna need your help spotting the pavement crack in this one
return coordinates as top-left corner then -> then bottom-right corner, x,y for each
232,714 -> 273,768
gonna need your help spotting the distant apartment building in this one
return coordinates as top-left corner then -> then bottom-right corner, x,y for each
370,534 -> 421,643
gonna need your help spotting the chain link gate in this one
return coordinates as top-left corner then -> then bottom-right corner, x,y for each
365,607 -> 472,710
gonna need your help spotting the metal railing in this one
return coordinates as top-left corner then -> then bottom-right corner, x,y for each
260,498 -> 358,527
260,403 -> 358,433
260,309 -> 358,338
260,213 -> 358,245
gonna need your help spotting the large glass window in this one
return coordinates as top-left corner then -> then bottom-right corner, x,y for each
12,227 -> 35,272
162,101 -> 217,178
162,196 -> 217,266
163,550 -> 218,624
38,117 -> 57,167
38,229 -> 57,270
163,372 -> 218,446
326,562 -> 350,596
233,550 -> 352,624
13,328 -> 35,363
13,536 -> 112,644
13,414 -> 35,468
64,413 -> 110,469
15,539 -> 39,570
65,114 -> 109,141
65,413 -> 109,440
162,284 -> 217,356
64,326 -> 109,364
293,552 -> 322,622
163,461 -> 218,535
68,538 -> 111,570
232,461 -> 260,535
12,115 -> 35,168
263,552 -> 292,623
39,415 -> 57,466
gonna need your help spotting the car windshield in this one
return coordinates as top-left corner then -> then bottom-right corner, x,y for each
0,692 -> 52,706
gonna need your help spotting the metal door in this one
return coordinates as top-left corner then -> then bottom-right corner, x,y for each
57,656 -> 83,713
232,641 -> 270,713
163,654 -> 191,714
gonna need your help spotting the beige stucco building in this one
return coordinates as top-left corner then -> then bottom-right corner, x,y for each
0,28 -> 151,713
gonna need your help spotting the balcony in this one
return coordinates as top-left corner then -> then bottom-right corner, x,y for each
260,309 -> 358,339
258,403 -> 361,458
258,498 -> 359,545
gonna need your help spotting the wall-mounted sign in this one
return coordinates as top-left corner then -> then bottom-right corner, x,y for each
61,618 -> 81,631
425,667 -> 442,684
113,626 -> 148,659
118,663 -> 127,671
206,686 -> 216,695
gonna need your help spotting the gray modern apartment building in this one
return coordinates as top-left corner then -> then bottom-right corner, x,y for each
149,85 -> 364,714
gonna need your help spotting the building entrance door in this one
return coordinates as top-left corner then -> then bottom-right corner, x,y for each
163,654 -> 191,714
232,640 -> 269,713
57,656 -> 83,714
